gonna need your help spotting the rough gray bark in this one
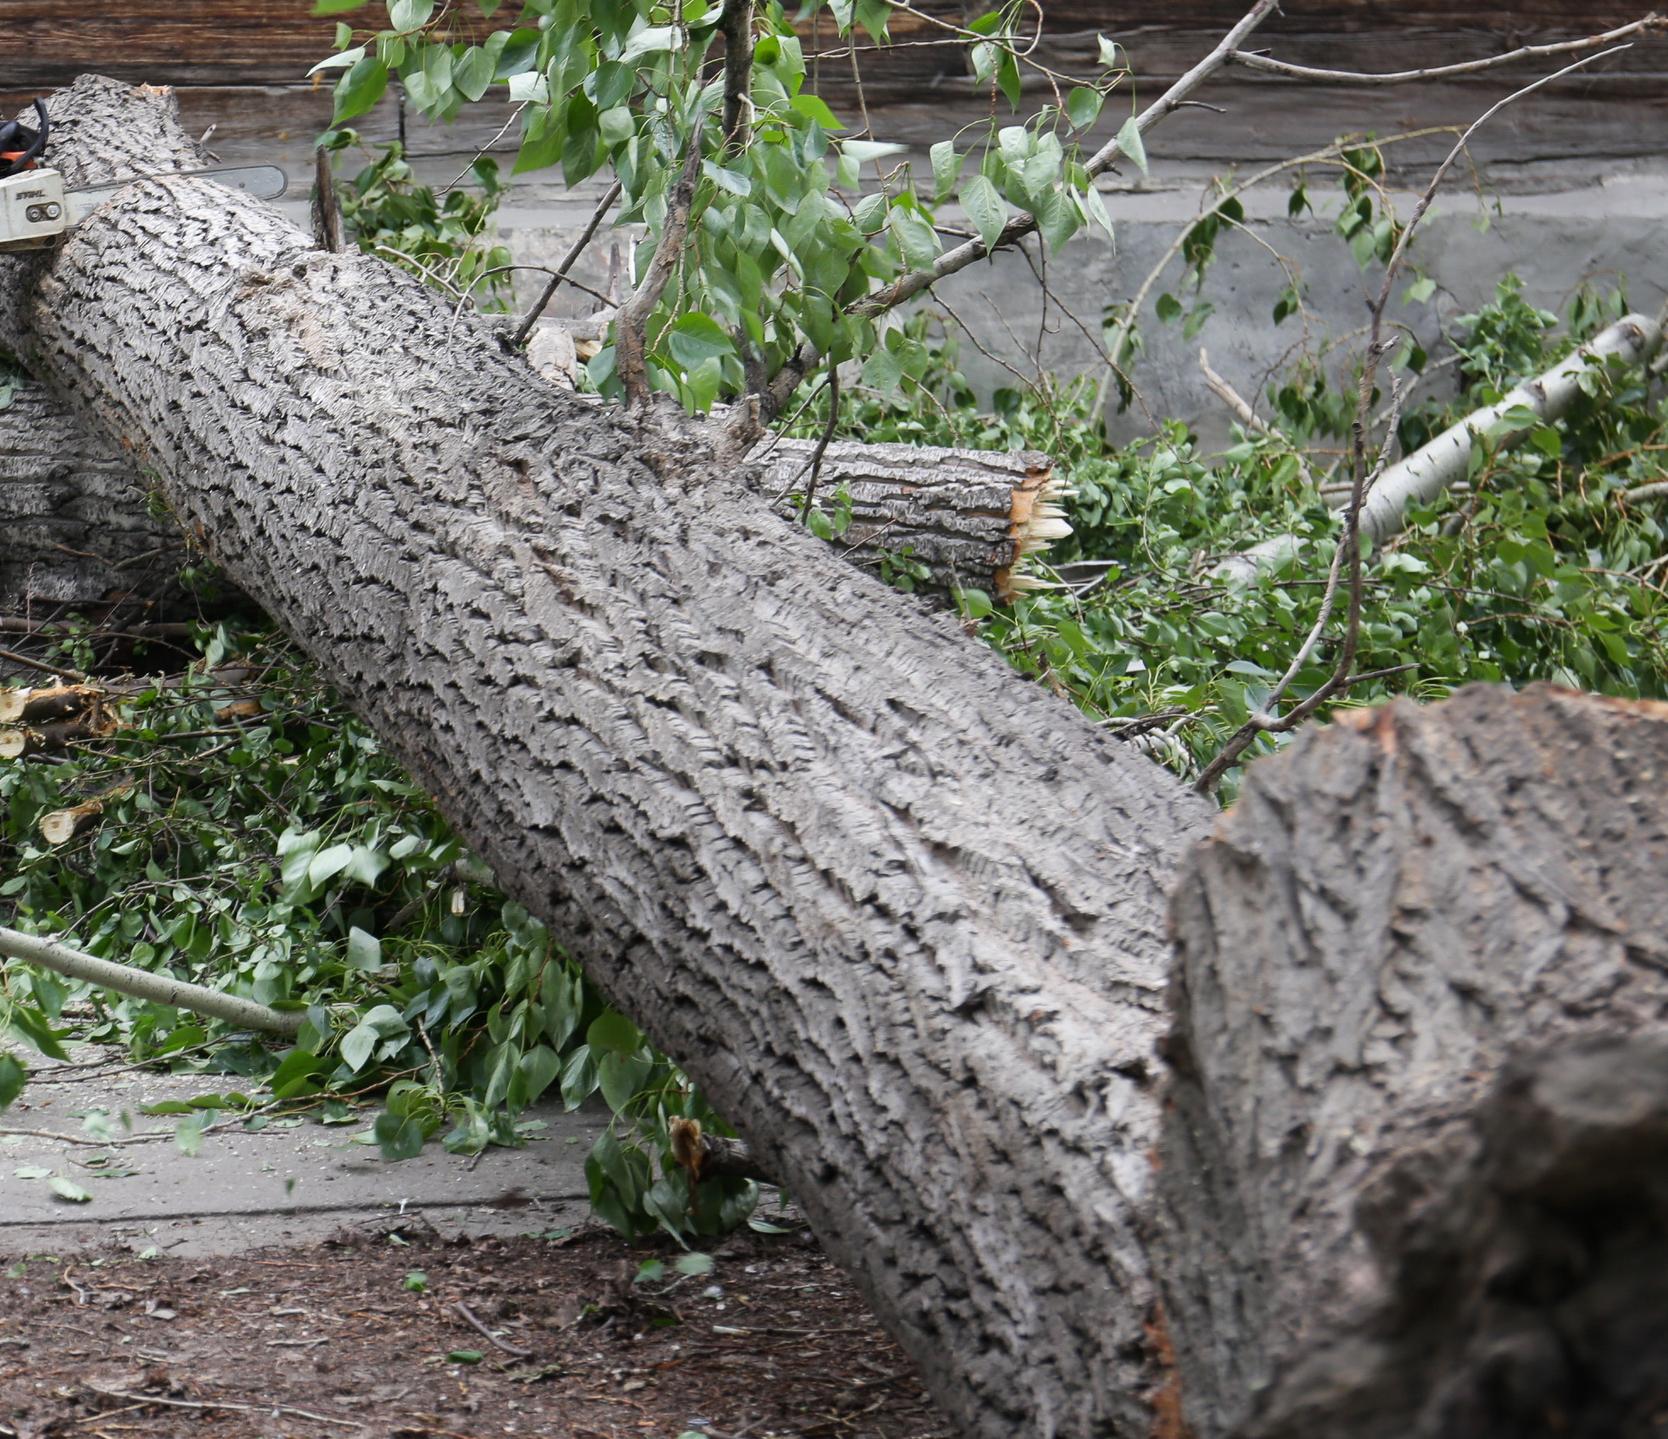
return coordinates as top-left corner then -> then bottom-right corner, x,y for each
0,378 -> 184,611
3,77 -> 1211,1439
1160,685 -> 1668,1439
0,380 -> 1068,608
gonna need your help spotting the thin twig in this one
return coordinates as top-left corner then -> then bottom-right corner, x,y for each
1229,15 -> 1660,85
511,180 -> 623,348
798,362 -> 841,521
0,646 -> 88,683
616,141 -> 705,404
83,1386 -> 364,1429
1198,346 -> 1315,488
454,1300 -> 534,1357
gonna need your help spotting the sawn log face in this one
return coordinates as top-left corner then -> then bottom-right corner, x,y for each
1161,686 -> 1668,1438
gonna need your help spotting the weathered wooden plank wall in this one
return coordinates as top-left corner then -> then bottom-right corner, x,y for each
8,4 -> 1665,181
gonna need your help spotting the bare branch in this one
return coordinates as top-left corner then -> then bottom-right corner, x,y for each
1229,14 -> 1661,85
615,142 -> 704,405
512,179 -> 623,349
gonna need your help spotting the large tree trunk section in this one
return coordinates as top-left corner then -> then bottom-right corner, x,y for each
1159,685 -> 1668,1438
4,78 -> 1211,1439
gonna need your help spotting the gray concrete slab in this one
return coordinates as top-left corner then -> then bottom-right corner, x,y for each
0,1048 -> 602,1256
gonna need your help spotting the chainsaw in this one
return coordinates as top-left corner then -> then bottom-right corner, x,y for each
0,100 -> 288,253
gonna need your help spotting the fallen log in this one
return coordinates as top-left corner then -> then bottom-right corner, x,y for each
9,77 -> 1668,1439
0,376 -> 186,610
6,77 -> 1208,1438
4,365 -> 1068,611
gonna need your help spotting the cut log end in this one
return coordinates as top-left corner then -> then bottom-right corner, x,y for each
997,464 -> 1073,602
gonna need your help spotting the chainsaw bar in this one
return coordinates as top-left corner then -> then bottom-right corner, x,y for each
64,163 -> 289,225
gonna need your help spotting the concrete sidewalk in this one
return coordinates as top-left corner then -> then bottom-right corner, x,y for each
0,1047 -> 602,1256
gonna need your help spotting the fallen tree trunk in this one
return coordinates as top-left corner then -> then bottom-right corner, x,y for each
8,78 -> 1668,1439
0,377 -> 186,610
3,77 -> 1210,1438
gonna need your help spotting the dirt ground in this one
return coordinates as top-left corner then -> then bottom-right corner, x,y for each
0,1220 -> 950,1439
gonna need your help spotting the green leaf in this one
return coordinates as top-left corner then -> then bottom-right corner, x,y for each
1403,274 -> 1437,304
404,1270 -> 429,1291
341,1021 -> 379,1073
929,141 -> 961,201
1066,86 -> 1103,130
701,159 -> 751,197
0,1055 -> 24,1112
375,1110 -> 429,1160
308,843 -> 355,888
619,24 -> 683,65
790,93 -> 842,130
665,313 -> 736,370
1097,34 -> 1121,67
516,1045 -> 562,1105
345,926 -> 382,971
960,174 -> 1007,253
1156,292 -> 1182,323
453,45 -> 496,102
598,1051 -> 652,1112
995,51 -> 1022,110
333,55 -> 390,123
49,1176 -> 92,1204
1117,114 -> 1148,175
312,0 -> 370,13
308,44 -> 367,76
587,1010 -> 641,1054
388,0 -> 434,31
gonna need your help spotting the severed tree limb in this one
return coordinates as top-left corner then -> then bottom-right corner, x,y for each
745,438 -> 1071,600
0,925 -> 304,1038
1212,311 -> 1663,587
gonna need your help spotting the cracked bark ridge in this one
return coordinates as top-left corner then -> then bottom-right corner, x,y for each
6,78 -> 1214,1439
1160,685 -> 1668,1439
